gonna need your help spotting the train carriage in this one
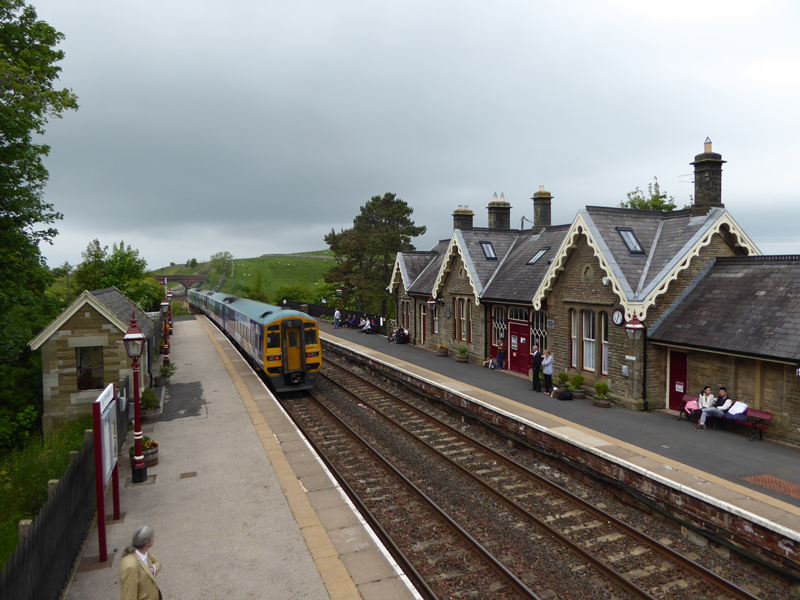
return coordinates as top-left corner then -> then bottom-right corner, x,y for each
188,288 -> 320,392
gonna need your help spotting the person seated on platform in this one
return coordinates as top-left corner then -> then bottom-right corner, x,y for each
696,386 -> 733,431
698,386 -> 716,409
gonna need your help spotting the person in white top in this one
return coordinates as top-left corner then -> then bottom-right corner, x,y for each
697,386 -> 733,431
698,386 -> 716,409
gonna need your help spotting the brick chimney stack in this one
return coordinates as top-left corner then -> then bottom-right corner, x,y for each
691,138 -> 726,216
531,186 -> 552,235
487,192 -> 511,230
452,205 -> 474,230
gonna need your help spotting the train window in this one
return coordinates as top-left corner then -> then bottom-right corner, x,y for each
288,331 -> 299,348
266,332 -> 280,348
304,327 -> 318,346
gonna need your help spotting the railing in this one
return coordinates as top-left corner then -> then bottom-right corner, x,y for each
0,436 -> 96,600
279,300 -> 387,334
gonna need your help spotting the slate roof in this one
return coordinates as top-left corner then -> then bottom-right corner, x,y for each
582,206 -> 724,301
648,256 -> 800,362
456,228 -> 521,295
482,225 -> 570,302
90,288 -> 156,338
406,240 -> 450,296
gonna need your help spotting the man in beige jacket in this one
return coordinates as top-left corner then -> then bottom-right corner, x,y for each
119,525 -> 161,600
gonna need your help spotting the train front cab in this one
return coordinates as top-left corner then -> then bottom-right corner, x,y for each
264,316 -> 320,392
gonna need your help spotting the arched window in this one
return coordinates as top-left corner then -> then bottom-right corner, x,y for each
492,306 -> 506,346
582,310 -> 596,372
530,310 -> 547,352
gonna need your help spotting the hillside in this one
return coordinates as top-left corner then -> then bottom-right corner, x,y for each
150,252 -> 334,300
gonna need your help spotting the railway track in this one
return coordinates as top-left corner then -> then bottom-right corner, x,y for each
279,357 -> 782,599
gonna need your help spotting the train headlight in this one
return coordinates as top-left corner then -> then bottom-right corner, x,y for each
267,355 -> 281,362
306,352 -> 319,358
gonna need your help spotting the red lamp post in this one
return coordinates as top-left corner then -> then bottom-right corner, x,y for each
166,289 -> 173,333
337,287 -> 342,312
123,313 -> 147,484
161,300 -> 170,365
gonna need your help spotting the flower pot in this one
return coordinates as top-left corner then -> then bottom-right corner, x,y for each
437,348 -> 448,357
571,388 -> 586,400
129,445 -> 159,468
593,397 -> 611,408
456,355 -> 468,363
154,377 -> 169,387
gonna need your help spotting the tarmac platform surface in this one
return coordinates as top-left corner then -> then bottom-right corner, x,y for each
65,314 -> 800,599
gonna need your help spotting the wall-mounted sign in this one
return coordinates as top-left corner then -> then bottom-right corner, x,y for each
547,320 -> 554,329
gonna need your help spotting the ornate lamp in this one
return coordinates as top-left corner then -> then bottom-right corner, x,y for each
123,313 -> 147,484
160,300 -> 170,365
624,316 -> 645,341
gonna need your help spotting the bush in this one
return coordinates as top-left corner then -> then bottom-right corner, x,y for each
458,346 -> 469,356
140,388 -> 160,410
569,375 -> 585,390
0,418 -> 92,566
557,372 -> 569,385
594,382 -> 609,398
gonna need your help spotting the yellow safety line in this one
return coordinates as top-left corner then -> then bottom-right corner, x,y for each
198,316 -> 362,600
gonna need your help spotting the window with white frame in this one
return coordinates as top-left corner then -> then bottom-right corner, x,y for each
492,306 -> 506,346
433,306 -> 439,334
526,247 -> 550,265
570,310 -> 578,368
601,312 -> 609,376
480,241 -> 497,260
583,310 -> 596,372
508,307 -> 528,321
458,298 -> 468,342
530,310 -> 547,352
420,305 -> 426,344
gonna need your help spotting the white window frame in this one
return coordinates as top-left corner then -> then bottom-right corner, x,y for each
492,306 -> 506,346
601,312 -> 609,376
582,310 -> 596,372
433,306 -> 439,334
570,309 -> 578,369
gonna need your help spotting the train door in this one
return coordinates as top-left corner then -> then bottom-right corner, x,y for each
284,321 -> 303,372
669,351 -> 688,410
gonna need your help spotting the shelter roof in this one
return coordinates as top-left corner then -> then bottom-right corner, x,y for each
648,256 -> 800,363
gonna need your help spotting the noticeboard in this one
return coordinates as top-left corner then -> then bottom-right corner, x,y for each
95,384 -> 118,486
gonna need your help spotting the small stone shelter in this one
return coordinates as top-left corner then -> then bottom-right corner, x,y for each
29,287 -> 157,431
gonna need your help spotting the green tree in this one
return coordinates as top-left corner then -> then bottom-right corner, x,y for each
620,177 -> 677,211
0,0 -> 78,450
273,284 -> 312,304
210,251 -> 233,275
325,193 -> 425,314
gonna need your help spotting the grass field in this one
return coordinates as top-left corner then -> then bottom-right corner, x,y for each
150,252 -> 335,302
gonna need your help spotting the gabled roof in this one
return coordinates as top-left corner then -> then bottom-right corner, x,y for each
387,242 -> 449,296
29,287 -> 156,351
482,225 -> 570,303
533,207 -> 760,321
648,256 -> 800,363
432,228 -> 520,304
407,240 -> 450,296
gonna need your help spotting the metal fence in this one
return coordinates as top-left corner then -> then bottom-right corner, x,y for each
0,436 -> 96,600
280,300 -> 388,334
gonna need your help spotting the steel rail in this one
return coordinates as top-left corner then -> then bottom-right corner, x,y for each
322,359 -> 762,600
294,390 -> 543,600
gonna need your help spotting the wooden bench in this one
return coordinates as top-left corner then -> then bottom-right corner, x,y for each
713,408 -> 773,442
678,394 -> 772,441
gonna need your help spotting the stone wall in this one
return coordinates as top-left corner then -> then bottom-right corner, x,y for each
436,252 -> 486,364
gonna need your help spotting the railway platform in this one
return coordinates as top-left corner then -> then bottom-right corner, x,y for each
63,316 -> 418,600
320,321 -> 800,577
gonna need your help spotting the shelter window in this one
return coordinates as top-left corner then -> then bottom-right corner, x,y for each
526,247 -> 549,265
76,346 -> 104,391
508,307 -> 528,321
480,241 -> 497,260
617,228 -> 645,254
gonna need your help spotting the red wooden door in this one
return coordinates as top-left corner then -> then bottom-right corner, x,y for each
669,351 -> 688,410
508,322 -> 531,376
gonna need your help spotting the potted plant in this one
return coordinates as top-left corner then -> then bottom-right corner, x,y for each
155,363 -> 177,386
569,374 -> 586,399
437,345 -> 449,357
140,387 -> 162,421
129,435 -> 159,468
593,381 -> 611,408
456,346 -> 469,363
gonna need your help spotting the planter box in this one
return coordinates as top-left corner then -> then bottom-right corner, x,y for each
129,445 -> 159,468
437,348 -> 449,357
456,355 -> 469,363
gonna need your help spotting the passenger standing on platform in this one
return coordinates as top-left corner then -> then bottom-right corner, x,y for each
119,525 -> 162,600
531,346 -> 543,392
496,338 -> 506,370
334,308 -> 341,329
542,349 -> 554,396
696,387 -> 733,431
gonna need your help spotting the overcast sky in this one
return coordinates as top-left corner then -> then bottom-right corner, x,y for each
33,0 -> 800,270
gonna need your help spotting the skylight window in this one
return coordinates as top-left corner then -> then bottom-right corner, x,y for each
480,241 -> 497,260
526,247 -> 550,265
616,228 -> 645,254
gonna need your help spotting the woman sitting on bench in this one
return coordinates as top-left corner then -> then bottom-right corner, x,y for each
696,386 -> 732,431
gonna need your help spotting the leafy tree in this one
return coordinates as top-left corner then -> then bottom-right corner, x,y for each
0,0 -> 78,451
325,193 -> 425,314
273,284 -> 312,304
210,251 -> 233,275
620,177 -> 677,211
70,240 -> 163,310
187,258 -> 197,269
246,271 -> 269,303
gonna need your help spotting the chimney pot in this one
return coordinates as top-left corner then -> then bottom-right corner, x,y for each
691,139 -> 725,216
531,187 -> 552,235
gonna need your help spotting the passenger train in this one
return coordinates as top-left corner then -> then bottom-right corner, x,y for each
187,288 -> 320,392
